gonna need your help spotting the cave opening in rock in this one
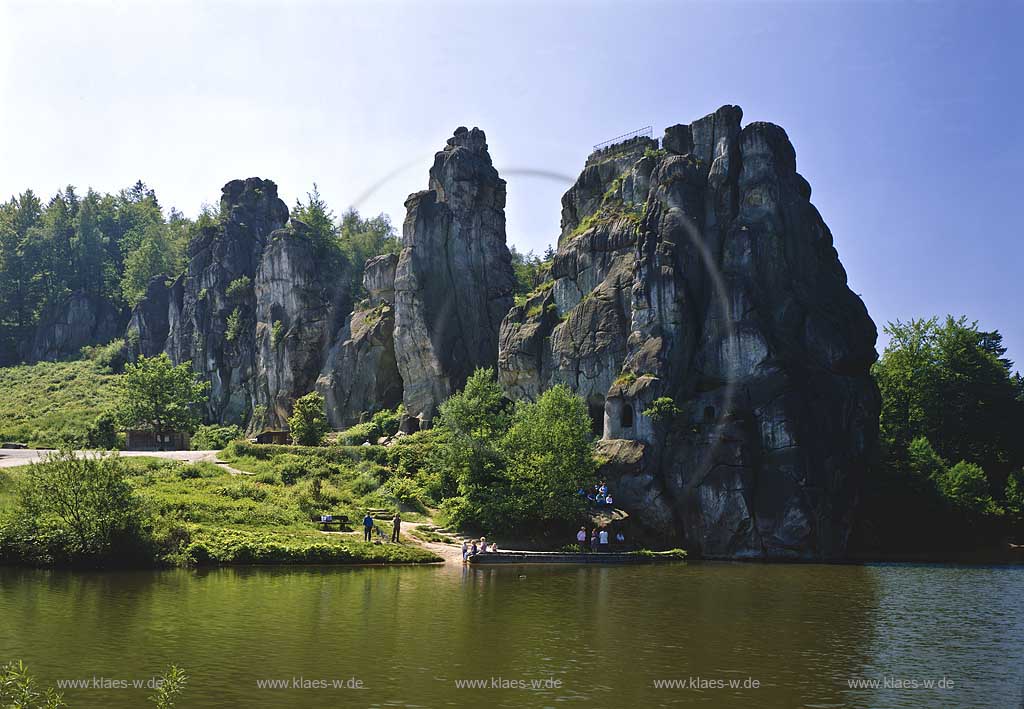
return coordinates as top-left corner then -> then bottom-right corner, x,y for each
622,403 -> 634,429
588,400 -> 604,437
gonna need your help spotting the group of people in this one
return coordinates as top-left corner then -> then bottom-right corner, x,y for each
362,511 -> 402,543
577,481 -> 615,507
577,526 -> 625,552
462,537 -> 498,560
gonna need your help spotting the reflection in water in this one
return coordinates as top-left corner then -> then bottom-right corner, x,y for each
1,563 -> 1021,708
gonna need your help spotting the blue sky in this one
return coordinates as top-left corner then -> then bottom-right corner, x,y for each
1,0 -> 1021,364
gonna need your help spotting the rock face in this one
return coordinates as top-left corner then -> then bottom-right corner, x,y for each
164,178 -> 289,424
126,275 -> 172,359
253,221 -> 351,430
498,106 -> 879,560
317,253 -> 403,428
394,127 -> 517,426
25,291 -> 125,362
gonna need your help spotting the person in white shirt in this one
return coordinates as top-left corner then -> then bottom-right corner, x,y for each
598,528 -> 609,549
576,526 -> 587,551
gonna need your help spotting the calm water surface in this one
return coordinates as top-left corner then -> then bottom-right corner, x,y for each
1,562 -> 1022,708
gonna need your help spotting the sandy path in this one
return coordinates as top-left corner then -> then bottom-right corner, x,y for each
0,449 -> 253,475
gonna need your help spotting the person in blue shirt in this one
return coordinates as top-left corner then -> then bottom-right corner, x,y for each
362,512 -> 374,542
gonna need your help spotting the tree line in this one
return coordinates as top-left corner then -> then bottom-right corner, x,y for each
0,181 -> 406,365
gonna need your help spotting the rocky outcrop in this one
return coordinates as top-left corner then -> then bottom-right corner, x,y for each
165,178 -> 289,424
498,106 -> 879,560
317,253 -> 403,428
253,221 -> 351,430
394,127 -> 517,426
126,275 -> 172,359
24,291 -> 125,362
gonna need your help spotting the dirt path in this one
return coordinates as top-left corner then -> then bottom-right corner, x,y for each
0,448 -> 255,476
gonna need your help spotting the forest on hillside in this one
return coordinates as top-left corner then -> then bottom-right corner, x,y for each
0,180 -> 555,366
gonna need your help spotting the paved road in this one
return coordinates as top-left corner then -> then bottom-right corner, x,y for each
0,449 -> 221,469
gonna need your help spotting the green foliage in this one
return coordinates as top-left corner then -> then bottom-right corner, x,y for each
81,338 -> 127,373
1005,470 -> 1024,517
288,392 -> 329,447
291,184 -> 338,250
643,146 -> 668,160
0,180 -> 197,355
184,527 -> 438,565
644,397 -> 681,423
148,666 -> 188,709
613,372 -> 637,387
85,411 -> 119,450
225,307 -> 243,343
336,406 -> 404,445
337,208 -> 400,299
430,370 -> 594,534
114,354 -> 209,446
874,316 -> 1024,481
0,358 -> 121,448
509,246 -> 552,296
0,659 -> 66,708
271,320 -> 284,346
191,424 -> 243,451
225,275 -> 251,300
497,385 -> 595,531
7,451 -> 154,565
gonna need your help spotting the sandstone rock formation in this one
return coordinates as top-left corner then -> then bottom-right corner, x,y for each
253,221 -> 351,430
164,178 -> 289,424
25,291 -> 125,362
498,106 -> 879,560
125,275 -> 172,359
394,127 -> 517,426
317,253 -> 403,428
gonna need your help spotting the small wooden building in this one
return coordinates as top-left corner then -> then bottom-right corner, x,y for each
250,429 -> 292,445
124,429 -> 191,451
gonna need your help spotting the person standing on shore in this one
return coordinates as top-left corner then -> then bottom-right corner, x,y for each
598,528 -> 609,551
391,512 -> 402,543
577,527 -> 587,552
590,529 -> 598,552
362,512 -> 374,542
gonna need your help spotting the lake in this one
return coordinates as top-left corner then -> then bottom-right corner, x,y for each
1,562 -> 1022,708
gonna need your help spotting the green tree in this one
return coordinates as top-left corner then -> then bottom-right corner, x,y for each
288,391 -> 329,446
86,412 -> 119,450
292,184 -> 338,249
121,223 -> 182,306
874,316 -> 1024,488
938,460 -> 996,516
15,450 -> 152,561
114,354 -> 209,450
338,208 -> 399,298
498,384 -> 595,530
431,369 -> 511,523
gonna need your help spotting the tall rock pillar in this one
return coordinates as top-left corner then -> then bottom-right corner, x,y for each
393,127 -> 516,426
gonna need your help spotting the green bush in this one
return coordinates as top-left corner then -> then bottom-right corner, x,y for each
3,450 -> 155,566
85,411 -> 119,449
191,424 -> 244,450
288,392 -> 329,446
225,275 -> 252,300
82,338 -> 128,373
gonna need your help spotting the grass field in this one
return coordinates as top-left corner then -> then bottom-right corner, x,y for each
0,358 -> 121,448
0,455 -> 441,566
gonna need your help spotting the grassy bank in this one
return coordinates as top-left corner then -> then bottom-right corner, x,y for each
0,358 -> 121,448
0,455 -> 440,567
